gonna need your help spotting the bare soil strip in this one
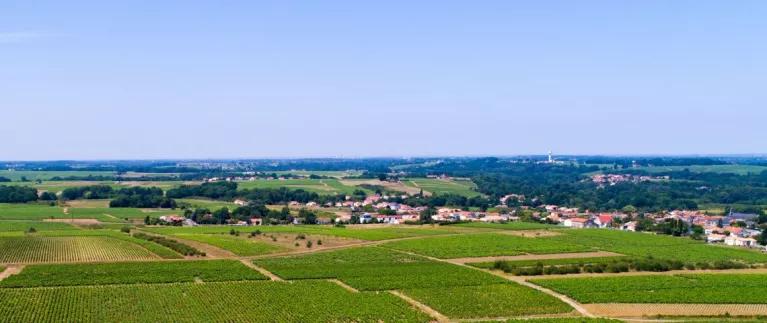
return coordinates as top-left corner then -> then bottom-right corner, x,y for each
584,303 -> 767,317
389,290 -> 450,323
239,259 -> 284,281
0,265 -> 25,281
328,279 -> 359,293
446,251 -> 624,265
457,313 -> 583,322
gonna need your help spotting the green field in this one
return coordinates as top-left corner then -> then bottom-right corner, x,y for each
0,221 -> 76,232
271,170 -> 364,178
0,170 -> 116,181
0,280 -> 429,322
0,204 -> 67,220
404,283 -> 572,318
383,233 -> 591,258
173,234 -> 283,256
404,178 -> 480,197
255,247 -> 507,291
145,225 -> 453,241
0,236 -> 158,263
176,198 -> 238,211
470,256 -> 630,270
236,178 -> 362,195
532,274 -> 767,304
0,260 -> 265,287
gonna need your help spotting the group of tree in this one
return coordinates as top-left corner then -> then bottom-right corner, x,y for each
60,185 -> 113,200
109,187 -> 176,208
0,186 -> 38,203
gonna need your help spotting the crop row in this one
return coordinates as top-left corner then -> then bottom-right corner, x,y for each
132,233 -> 204,256
144,225 -> 452,241
0,236 -> 156,263
0,281 -> 430,322
0,260 -> 266,288
531,273 -> 767,304
254,247 -> 506,291
172,234 -> 281,256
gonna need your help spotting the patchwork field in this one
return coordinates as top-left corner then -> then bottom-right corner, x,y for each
145,225 -> 454,241
236,178 -> 364,195
403,178 -> 481,197
0,280 -> 429,322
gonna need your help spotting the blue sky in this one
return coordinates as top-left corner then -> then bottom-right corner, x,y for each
1,1 -> 766,160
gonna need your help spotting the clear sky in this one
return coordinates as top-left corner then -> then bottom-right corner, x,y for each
2,1 -> 766,160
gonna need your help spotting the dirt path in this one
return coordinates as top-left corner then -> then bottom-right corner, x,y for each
0,265 -> 25,281
445,251 -> 624,265
328,279 -> 359,293
239,259 -> 284,281
584,303 -> 767,317
389,290 -> 450,323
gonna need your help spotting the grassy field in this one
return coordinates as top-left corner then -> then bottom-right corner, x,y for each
145,225 -> 454,241
0,236 -> 158,263
0,280 -> 429,322
236,178 -> 362,195
404,283 -> 572,318
403,178 -> 480,197
0,260 -> 266,287
532,274 -> 767,304
255,247 -> 507,291
176,198 -> 238,211
0,221 -> 76,232
383,233 -> 591,258
173,234 -> 284,256
271,170 -> 364,178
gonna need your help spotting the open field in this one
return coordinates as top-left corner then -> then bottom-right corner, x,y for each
0,280 -> 429,322
626,164 -> 767,175
403,178 -> 481,197
0,260 -> 265,287
0,236 -> 158,263
236,178 -> 364,195
271,170 -> 364,178
531,274 -> 767,304
0,220 -> 76,232
454,221 -> 560,231
171,234 -> 284,256
383,233 -> 591,258
176,198 -> 238,211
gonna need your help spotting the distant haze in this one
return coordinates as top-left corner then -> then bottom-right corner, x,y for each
2,1 -> 766,160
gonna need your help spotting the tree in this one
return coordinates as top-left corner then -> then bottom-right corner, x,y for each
758,228 -> 767,246
419,207 -> 436,223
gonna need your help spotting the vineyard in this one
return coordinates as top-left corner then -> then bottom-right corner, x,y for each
0,236 -> 157,263
254,247 -> 507,291
531,274 -> 767,304
382,233 -> 591,258
0,281 -> 430,322
0,260 -> 266,287
403,283 -> 573,318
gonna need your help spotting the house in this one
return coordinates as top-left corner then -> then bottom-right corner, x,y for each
621,221 -> 637,232
724,236 -> 757,248
359,213 -> 374,224
595,214 -> 614,228
563,218 -> 591,229
233,199 -> 248,206
250,217 -> 263,226
159,215 -> 185,225
723,212 -> 759,226
706,233 -> 726,243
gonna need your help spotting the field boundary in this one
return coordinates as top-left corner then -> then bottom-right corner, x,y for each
389,290 -> 450,322
0,265 -> 25,281
328,279 -> 358,293
239,259 -> 283,281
